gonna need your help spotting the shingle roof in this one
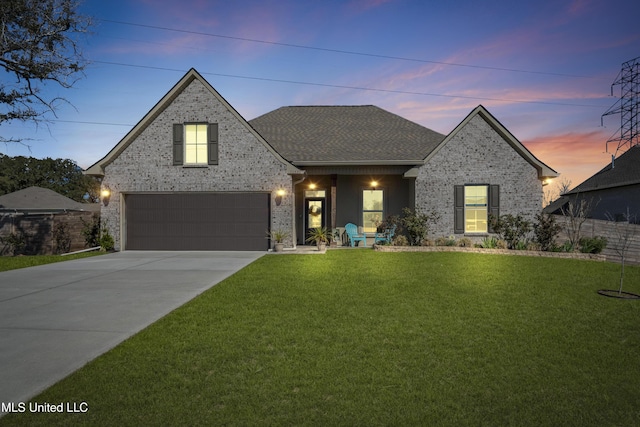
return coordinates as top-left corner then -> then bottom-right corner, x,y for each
0,186 -> 99,212
249,105 -> 446,164
566,145 -> 640,194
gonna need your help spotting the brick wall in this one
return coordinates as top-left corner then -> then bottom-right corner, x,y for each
101,78 -> 294,250
415,114 -> 543,239
0,211 -> 97,255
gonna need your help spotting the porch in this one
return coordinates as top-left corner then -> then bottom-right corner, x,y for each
292,169 -> 415,246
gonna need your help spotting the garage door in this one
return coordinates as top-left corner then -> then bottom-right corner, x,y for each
125,193 -> 270,251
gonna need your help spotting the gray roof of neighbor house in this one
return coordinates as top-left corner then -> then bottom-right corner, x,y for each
249,105 -> 446,165
566,145 -> 640,194
0,186 -> 100,213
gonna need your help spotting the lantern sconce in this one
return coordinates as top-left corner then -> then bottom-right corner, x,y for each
275,188 -> 286,206
101,185 -> 111,207
371,180 -> 378,191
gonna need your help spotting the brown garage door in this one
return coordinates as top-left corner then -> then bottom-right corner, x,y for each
125,193 -> 270,251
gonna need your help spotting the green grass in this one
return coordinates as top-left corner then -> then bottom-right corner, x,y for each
0,252 -> 103,272
2,251 -> 640,426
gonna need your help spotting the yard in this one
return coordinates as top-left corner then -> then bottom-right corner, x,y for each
1,251 -> 639,426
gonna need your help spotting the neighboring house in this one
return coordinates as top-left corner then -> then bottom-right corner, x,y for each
544,145 -> 640,223
0,186 -> 100,255
85,68 -> 558,251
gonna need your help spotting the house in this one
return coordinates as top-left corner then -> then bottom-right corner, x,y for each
85,68 -> 558,251
0,186 -> 100,255
544,145 -> 640,223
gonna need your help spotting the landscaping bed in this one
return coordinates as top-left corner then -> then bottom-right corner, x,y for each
374,244 -> 607,261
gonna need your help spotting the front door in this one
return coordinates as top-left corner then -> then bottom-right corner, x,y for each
305,199 -> 325,243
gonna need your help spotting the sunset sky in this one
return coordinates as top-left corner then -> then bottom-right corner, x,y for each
2,0 -> 639,196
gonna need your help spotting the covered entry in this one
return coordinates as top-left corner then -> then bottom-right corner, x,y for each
124,193 -> 270,251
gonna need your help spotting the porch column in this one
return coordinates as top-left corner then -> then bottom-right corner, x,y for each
331,174 -> 337,230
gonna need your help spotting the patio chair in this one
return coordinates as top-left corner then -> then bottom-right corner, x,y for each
345,223 -> 367,247
374,224 -> 397,245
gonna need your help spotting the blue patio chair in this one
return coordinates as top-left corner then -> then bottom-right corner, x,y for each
345,223 -> 367,247
374,224 -> 397,245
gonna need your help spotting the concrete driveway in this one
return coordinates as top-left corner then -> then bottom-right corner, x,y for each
0,251 -> 264,407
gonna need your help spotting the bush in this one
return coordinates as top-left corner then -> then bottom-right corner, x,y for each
0,231 -> 27,255
496,239 -> 509,249
393,235 -> 409,246
99,221 -> 115,251
481,237 -> 498,249
533,212 -> 562,251
458,237 -> 473,247
401,208 -> 440,246
489,214 -> 532,249
81,213 -> 101,248
53,222 -> 71,254
579,236 -> 607,254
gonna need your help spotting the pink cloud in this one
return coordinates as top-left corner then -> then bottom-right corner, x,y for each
524,130 -> 612,186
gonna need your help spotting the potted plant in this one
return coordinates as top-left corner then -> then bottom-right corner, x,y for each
266,229 -> 289,252
306,227 -> 330,251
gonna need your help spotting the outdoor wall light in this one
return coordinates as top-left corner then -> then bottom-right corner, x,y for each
101,186 -> 111,207
371,180 -> 378,190
309,183 -> 317,190
275,188 -> 286,206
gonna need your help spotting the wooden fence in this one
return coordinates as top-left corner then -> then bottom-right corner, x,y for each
553,215 -> 640,265
0,211 -> 98,255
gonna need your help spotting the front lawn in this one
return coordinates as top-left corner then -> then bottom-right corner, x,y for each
2,251 -> 639,426
0,252 -> 103,272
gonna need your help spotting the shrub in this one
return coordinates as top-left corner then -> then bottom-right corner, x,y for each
434,236 -> 456,246
81,213 -> 101,248
393,235 -> 409,246
481,237 -> 498,249
496,239 -> 508,250
533,212 -> 562,251
526,241 -> 541,251
53,222 -> 71,254
99,221 -> 115,251
579,236 -> 607,254
458,237 -> 473,247
420,238 -> 435,246
489,214 -> 532,249
401,208 -> 440,246
0,231 -> 27,255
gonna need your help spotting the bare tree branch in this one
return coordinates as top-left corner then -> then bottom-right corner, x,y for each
0,0 -> 91,140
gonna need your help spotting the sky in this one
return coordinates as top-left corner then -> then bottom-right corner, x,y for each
2,0 -> 639,197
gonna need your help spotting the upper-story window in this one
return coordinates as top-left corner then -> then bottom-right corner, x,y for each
185,124 -> 208,164
173,123 -> 218,166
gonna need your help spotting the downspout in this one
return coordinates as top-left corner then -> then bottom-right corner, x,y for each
291,174 -> 307,249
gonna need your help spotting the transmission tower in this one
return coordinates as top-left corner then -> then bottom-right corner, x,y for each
601,56 -> 640,157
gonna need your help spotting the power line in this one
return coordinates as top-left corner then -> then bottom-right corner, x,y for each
100,19 -> 607,81
93,60 -> 608,109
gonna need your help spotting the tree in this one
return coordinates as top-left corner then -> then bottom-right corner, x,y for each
0,0 -> 91,142
560,194 -> 598,250
606,209 -> 638,296
0,154 -> 99,202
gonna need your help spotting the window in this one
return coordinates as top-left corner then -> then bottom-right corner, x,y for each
363,189 -> 383,232
173,123 -> 218,166
464,185 -> 488,233
454,185 -> 499,234
185,124 -> 208,164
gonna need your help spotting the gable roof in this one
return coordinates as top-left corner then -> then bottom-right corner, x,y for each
248,105 -> 446,165
565,145 -> 640,194
85,69 -> 302,176
0,186 -> 99,213
413,105 -> 558,180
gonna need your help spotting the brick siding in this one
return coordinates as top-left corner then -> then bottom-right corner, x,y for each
101,78 -> 293,250
415,114 -> 543,239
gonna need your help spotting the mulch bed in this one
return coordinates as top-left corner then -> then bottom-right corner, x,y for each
597,289 -> 640,299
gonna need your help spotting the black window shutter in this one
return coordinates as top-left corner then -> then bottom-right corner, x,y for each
173,124 -> 183,165
454,185 -> 464,234
488,184 -> 500,232
208,123 -> 219,165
